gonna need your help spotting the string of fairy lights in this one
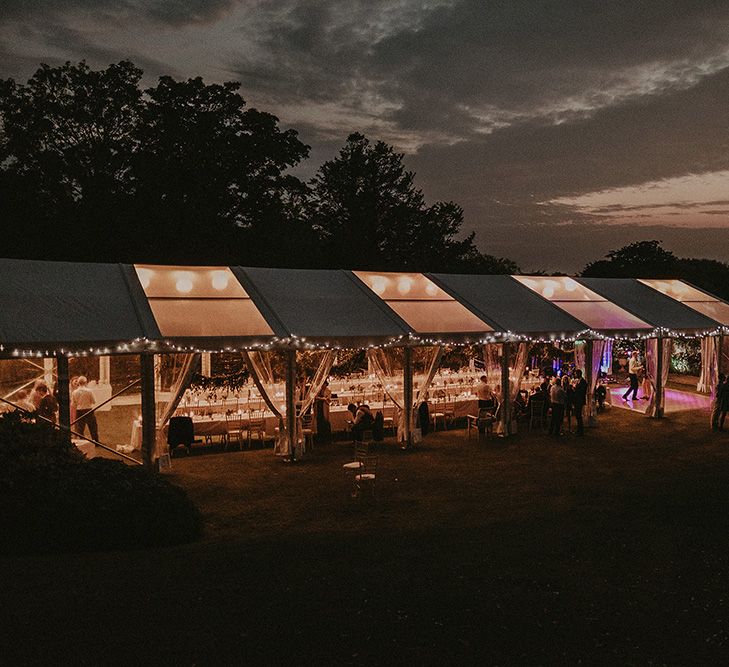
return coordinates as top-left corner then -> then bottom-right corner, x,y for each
1,325 -> 727,359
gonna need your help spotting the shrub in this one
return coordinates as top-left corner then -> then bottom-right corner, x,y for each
0,412 -> 202,554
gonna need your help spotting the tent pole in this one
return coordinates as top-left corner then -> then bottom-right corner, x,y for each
285,348 -> 297,461
499,342 -> 511,436
719,334 -> 726,376
585,340 -> 595,426
654,336 -> 665,419
55,353 -> 71,442
403,345 -> 413,448
140,353 -> 157,468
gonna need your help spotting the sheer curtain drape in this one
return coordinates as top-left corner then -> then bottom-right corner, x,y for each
482,343 -> 502,390
296,351 -> 336,456
367,346 -> 442,442
154,353 -> 200,458
367,348 -> 406,441
574,341 -> 586,375
645,338 -> 672,417
414,346 -> 444,403
697,336 -> 719,394
509,343 -> 530,399
588,340 -> 607,422
242,350 -> 288,455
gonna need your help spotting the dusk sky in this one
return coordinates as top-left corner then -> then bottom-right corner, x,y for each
3,0 -> 729,271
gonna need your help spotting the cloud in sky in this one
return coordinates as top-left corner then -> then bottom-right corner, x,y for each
1,0 -> 729,270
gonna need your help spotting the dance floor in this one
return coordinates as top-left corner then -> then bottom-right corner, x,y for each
609,386 -> 711,413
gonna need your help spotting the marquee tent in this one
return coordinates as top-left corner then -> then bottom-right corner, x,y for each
1,259 -> 727,465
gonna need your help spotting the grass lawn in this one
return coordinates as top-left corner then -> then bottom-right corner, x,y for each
3,403 -> 729,664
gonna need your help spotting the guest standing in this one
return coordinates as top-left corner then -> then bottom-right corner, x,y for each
71,376 -> 98,442
561,375 -> 574,433
622,351 -> 642,401
548,377 -> 566,437
572,369 -> 588,436
30,381 -> 59,423
476,375 -> 491,408
314,380 -> 332,444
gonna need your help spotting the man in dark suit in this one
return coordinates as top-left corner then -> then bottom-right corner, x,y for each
572,369 -> 588,436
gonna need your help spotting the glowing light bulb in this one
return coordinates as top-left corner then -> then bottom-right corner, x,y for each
211,270 -> 229,291
175,272 -> 194,293
564,278 -> 578,292
370,275 -> 388,295
136,268 -> 153,290
425,281 -> 439,296
397,276 -> 413,295
542,284 -> 555,299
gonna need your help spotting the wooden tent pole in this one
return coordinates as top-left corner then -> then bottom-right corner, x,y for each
500,342 -> 511,436
654,336 -> 665,419
403,345 -> 413,448
55,353 -> 71,442
140,353 -> 157,467
285,348 -> 297,461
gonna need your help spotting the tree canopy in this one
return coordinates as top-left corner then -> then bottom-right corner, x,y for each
308,133 -> 517,273
582,240 -> 729,300
0,61 -> 312,265
0,60 -> 515,272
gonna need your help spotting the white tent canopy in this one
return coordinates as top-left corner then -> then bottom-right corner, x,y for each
2,259 -> 727,354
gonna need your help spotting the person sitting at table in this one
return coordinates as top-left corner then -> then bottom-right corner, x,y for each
351,404 -> 375,442
513,390 -> 528,420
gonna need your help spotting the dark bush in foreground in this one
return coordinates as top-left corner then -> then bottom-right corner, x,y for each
0,412 -> 202,554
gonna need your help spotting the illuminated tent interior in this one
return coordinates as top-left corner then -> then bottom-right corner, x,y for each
1,259 -> 727,466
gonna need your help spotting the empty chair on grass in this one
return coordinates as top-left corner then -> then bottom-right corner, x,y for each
352,455 -> 378,499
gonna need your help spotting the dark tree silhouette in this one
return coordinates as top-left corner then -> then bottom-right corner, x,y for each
133,75 -> 313,264
582,240 -> 729,300
582,240 -> 678,278
308,133 -> 517,273
0,61 -> 144,260
0,61 -> 312,265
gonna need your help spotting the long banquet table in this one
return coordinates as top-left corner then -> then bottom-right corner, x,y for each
129,397 -> 481,450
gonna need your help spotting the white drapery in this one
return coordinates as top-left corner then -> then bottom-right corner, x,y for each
415,347 -> 444,403
482,343 -> 502,391
502,342 -> 529,434
645,338 -> 673,417
242,350 -> 289,455
367,346 -> 442,442
367,348 -> 404,409
588,340 -> 607,422
296,350 -> 336,456
154,353 -> 200,458
574,341 -> 586,375
697,336 -> 719,394
485,342 -> 528,435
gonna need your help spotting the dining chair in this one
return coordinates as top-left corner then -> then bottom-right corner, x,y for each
353,455 -> 378,499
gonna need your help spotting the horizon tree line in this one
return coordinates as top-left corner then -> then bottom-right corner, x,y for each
1,61 -> 727,298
